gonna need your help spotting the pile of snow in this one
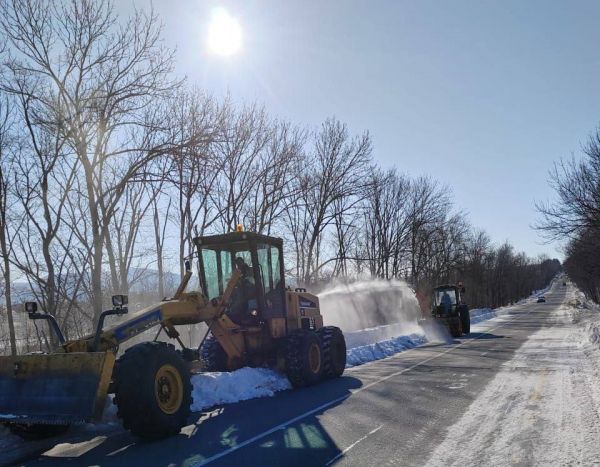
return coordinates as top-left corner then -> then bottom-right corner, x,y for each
569,287 -> 600,349
346,333 -> 426,367
190,367 -> 292,412
469,308 -> 497,325
344,322 -> 422,348
102,395 -> 119,423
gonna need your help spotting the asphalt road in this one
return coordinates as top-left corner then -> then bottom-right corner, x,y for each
6,283 -> 565,467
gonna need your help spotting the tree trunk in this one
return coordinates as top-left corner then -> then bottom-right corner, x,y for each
0,166 -> 16,356
1,256 -> 16,356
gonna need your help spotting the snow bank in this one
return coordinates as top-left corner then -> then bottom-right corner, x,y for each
469,308 -> 497,325
570,288 -> 600,349
346,333 -> 426,367
185,324 -> 428,412
344,322 -> 422,348
190,367 -> 292,412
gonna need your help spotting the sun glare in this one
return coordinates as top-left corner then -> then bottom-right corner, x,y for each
207,8 -> 242,57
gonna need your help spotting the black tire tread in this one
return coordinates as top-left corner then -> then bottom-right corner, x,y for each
459,307 -> 471,335
317,326 -> 346,379
113,341 -> 192,439
201,335 -> 228,372
284,330 -> 322,388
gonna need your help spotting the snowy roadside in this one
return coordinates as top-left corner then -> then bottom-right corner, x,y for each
183,291 -> 541,414
1,282 -> 557,444
190,325 -> 428,412
426,281 -> 600,466
105,288 -> 549,416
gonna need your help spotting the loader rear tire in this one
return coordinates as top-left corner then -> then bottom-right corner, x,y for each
285,330 -> 323,388
200,335 -> 228,372
7,423 -> 69,440
318,326 -> 346,379
113,342 -> 192,439
460,308 -> 471,335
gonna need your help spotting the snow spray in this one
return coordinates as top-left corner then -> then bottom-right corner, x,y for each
317,279 -> 450,345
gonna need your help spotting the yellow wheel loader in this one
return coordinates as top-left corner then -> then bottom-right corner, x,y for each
0,230 -> 346,440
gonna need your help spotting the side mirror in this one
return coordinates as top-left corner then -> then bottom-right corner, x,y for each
112,294 -> 128,309
24,302 -> 38,314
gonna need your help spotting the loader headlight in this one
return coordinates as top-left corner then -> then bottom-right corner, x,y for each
24,302 -> 37,314
112,295 -> 128,308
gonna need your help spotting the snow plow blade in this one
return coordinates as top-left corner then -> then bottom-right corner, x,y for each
0,352 -> 115,425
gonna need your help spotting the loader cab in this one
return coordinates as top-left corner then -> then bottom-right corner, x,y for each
193,231 -> 287,325
433,285 -> 460,315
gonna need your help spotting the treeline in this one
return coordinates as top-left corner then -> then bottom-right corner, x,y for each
0,1 -> 558,355
537,129 -> 600,303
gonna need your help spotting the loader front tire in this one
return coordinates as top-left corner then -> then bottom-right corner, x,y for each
200,335 -> 228,372
285,330 -> 323,388
318,326 -> 346,379
113,342 -> 192,439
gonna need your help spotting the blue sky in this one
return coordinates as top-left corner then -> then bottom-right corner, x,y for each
127,0 -> 600,259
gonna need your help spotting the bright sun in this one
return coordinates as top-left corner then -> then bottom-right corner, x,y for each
207,8 -> 242,56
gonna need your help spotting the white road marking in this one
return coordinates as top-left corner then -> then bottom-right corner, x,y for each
192,310 -> 531,466
325,424 -> 384,466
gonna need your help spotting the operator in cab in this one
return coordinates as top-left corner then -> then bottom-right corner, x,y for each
228,256 -> 259,325
441,291 -> 453,313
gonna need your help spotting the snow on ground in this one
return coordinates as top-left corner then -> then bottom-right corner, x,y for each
190,367 -> 292,411
469,308 -> 496,324
427,280 -> 600,466
181,293 -> 525,414
346,333 -> 426,367
5,281 -> 562,432
133,287 -> 554,416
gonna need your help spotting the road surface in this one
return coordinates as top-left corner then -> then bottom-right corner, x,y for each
5,280 -> 598,466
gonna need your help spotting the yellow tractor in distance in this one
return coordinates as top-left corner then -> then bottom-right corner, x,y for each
0,230 -> 346,440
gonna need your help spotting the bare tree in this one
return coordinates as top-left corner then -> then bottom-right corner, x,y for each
166,89 -> 220,280
104,180 -> 157,295
151,183 -> 171,300
6,83 -> 83,343
212,102 -> 270,232
536,130 -> 600,239
1,0 -> 180,323
0,94 -> 16,355
362,169 -> 412,279
284,118 -> 372,285
536,126 -> 600,302
242,120 -> 306,234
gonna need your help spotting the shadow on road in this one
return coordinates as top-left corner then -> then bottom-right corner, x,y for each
18,376 -> 363,467
465,332 -> 508,340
